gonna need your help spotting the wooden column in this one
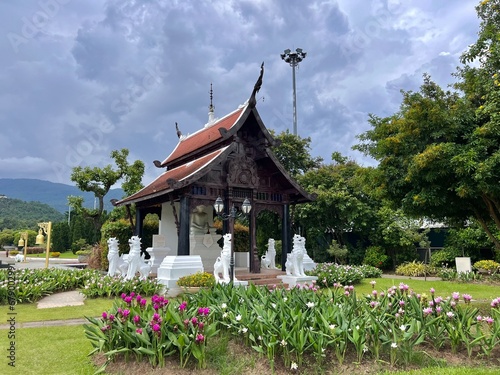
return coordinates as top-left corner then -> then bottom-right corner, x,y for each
249,204 -> 260,273
178,195 -> 190,255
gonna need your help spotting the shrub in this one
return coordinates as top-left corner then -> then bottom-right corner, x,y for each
8,250 -> 19,256
76,250 -> 92,256
395,261 -> 436,277
307,263 -> 365,287
177,272 -> 215,288
473,260 -> 500,272
430,248 -> 460,268
363,246 -> 390,269
87,244 -> 104,270
50,252 -> 61,258
26,247 -> 45,254
358,264 -> 383,278
327,240 -> 349,264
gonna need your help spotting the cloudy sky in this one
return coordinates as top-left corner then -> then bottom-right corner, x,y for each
0,0 -> 481,187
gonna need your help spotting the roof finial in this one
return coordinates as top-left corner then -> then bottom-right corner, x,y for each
249,62 -> 264,108
208,83 -> 215,124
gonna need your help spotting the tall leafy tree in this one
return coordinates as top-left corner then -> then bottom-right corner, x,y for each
355,0 -> 500,255
69,148 -> 144,237
270,130 -> 323,177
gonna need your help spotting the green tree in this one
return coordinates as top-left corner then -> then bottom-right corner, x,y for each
270,130 -> 323,177
0,229 -> 15,247
355,1 -> 500,256
296,155 -> 379,260
69,149 -> 145,237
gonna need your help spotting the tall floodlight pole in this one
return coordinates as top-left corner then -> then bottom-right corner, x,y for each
281,48 -> 307,135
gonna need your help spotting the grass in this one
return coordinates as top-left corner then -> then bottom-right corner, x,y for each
388,368 -> 500,375
356,277 -> 500,302
0,325 -> 96,374
28,251 -> 78,259
0,297 -> 119,323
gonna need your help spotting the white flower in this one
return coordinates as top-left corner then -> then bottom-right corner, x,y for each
242,327 -> 248,333
221,303 -> 227,309
329,324 -> 336,330
355,325 -> 360,330
222,312 -> 228,318
235,314 -> 242,321
271,303 -> 276,309
283,297 -> 288,302
280,339 -> 287,346
399,325 -> 406,332
291,362 -> 298,370
306,301 -> 315,308
258,335 -> 262,341
391,342 -> 398,349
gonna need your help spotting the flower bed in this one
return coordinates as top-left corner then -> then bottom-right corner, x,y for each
86,282 -> 500,372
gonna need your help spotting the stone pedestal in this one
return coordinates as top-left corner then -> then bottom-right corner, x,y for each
157,255 -> 204,297
277,275 -> 318,288
234,252 -> 249,268
303,253 -> 317,271
146,246 -> 175,275
190,233 -> 222,272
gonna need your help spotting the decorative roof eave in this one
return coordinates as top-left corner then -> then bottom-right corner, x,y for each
265,148 -> 315,203
114,145 -> 234,207
218,106 -> 278,148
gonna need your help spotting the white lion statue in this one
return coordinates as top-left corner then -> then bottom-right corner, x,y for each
261,238 -> 276,269
107,237 -> 125,277
124,236 -> 154,280
285,234 -> 307,277
213,233 -> 231,284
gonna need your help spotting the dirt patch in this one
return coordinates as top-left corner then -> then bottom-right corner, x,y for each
93,341 -> 500,375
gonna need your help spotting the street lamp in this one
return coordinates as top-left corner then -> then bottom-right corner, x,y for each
280,48 -> 307,136
17,232 -> 28,262
36,222 -> 52,269
213,197 -> 252,283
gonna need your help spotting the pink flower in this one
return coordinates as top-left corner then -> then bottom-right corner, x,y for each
372,290 -> 378,297
195,334 -> 205,343
198,321 -> 205,330
198,307 -> 210,316
121,293 -> 127,299
124,296 -> 132,305
102,311 -> 108,319
452,292 -> 460,301
136,328 -> 143,334
485,316 -> 494,324
179,301 -> 187,312
152,323 -> 160,332
122,309 -> 130,319
477,315 -> 483,322
430,288 -> 435,295
423,307 -> 433,316
191,316 -> 198,325
491,298 -> 500,308
133,315 -> 140,324
109,314 -> 115,322
462,294 -> 472,304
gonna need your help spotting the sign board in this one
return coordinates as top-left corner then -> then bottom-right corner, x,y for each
455,257 -> 472,274
153,235 -> 167,248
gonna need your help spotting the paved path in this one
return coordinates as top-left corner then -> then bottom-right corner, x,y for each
0,318 -> 89,330
37,290 -> 85,309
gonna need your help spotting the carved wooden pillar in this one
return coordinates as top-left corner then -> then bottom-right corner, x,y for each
249,205 -> 260,273
178,195 -> 190,255
281,203 -> 291,271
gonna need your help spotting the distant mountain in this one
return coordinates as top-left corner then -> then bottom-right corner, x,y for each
0,197 -> 65,229
0,178 -> 125,213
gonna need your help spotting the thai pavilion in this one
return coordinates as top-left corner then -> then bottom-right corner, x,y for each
114,64 -> 313,273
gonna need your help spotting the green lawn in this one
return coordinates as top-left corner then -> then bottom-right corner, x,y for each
0,325 -> 96,375
356,277 -> 500,303
28,251 -> 78,259
0,297 -> 118,323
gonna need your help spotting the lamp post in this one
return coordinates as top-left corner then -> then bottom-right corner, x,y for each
213,197 -> 252,283
280,48 -> 307,136
36,222 -> 52,269
17,232 -> 28,262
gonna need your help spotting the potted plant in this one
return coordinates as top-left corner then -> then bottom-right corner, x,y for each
76,250 -> 91,263
473,260 -> 500,274
177,272 -> 215,293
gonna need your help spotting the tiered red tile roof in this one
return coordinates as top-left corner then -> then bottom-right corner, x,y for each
161,105 -> 246,167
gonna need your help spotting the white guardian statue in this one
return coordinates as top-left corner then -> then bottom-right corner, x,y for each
261,238 -> 277,269
124,236 -> 154,280
213,233 -> 231,284
285,234 -> 307,277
